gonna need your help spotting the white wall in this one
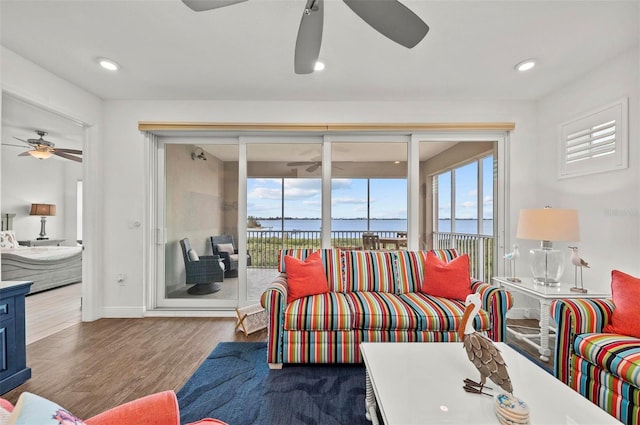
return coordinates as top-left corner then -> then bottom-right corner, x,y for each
533,47 -> 640,295
1,150 -> 81,244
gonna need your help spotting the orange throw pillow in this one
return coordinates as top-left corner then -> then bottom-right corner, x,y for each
603,270 -> 640,338
422,251 -> 472,301
284,251 -> 329,304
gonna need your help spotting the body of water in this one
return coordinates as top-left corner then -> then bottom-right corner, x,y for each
252,218 -> 493,235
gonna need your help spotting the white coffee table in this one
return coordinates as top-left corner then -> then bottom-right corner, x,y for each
360,342 -> 620,425
493,277 -> 610,361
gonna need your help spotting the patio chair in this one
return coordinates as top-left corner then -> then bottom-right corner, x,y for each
180,238 -> 224,295
362,233 -> 380,250
210,235 -> 252,277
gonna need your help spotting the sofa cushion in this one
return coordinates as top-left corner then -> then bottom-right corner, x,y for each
344,292 -> 419,330
284,292 -> 352,331
396,250 -> 460,294
603,270 -> 640,338
284,251 -> 330,304
422,252 -> 472,301
343,250 -> 397,293
278,248 -> 344,292
573,333 -> 640,388
399,292 -> 490,332
7,392 -> 86,425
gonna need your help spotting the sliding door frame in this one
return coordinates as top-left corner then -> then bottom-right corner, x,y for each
142,123 -> 513,315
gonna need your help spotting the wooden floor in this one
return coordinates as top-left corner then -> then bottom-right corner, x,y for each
24,283 -> 83,345
3,285 -> 550,419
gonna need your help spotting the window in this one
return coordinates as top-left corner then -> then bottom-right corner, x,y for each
434,155 -> 493,236
559,98 -> 628,178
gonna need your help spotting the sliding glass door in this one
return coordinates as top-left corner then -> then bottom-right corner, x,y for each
246,141 -> 322,299
157,140 -> 240,308
330,141 -> 408,249
149,132 -> 506,311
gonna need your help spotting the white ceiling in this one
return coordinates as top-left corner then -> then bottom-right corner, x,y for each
1,0 -> 638,102
1,1 -> 637,163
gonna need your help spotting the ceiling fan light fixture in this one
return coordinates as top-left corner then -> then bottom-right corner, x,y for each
28,150 -> 53,160
314,61 -> 325,71
514,59 -> 536,72
97,57 -> 119,71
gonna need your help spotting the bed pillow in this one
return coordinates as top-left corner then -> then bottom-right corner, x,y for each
284,251 -> 330,304
603,270 -> 640,338
0,231 -> 18,249
216,243 -> 235,255
421,251 -> 472,301
7,392 -> 86,425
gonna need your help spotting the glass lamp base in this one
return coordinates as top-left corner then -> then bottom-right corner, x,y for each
529,247 -> 564,287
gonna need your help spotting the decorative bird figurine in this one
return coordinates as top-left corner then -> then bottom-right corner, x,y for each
504,244 -> 520,261
503,244 -> 521,282
569,246 -> 589,293
459,293 -> 513,395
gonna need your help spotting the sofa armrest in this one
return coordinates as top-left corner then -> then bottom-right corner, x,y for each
85,391 -> 180,425
472,279 -> 513,343
550,298 -> 614,383
260,273 -> 289,365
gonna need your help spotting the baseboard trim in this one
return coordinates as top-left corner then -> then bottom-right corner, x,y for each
144,309 -> 236,318
100,306 -> 145,318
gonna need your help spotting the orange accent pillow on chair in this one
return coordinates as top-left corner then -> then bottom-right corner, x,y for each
284,251 -> 330,304
603,270 -> 640,338
422,251 -> 472,301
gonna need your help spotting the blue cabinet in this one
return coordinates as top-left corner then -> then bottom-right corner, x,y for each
0,281 -> 32,394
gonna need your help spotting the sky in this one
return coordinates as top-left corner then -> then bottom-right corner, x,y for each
247,178 -> 408,219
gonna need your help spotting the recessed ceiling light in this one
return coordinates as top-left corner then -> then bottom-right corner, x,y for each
97,57 -> 119,71
314,61 -> 325,72
514,59 -> 536,72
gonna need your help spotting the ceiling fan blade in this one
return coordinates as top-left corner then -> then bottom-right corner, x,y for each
306,164 -> 320,172
54,148 -> 83,155
343,0 -> 429,48
182,0 -> 247,12
287,161 -> 316,166
294,0 -> 324,74
53,151 -> 83,163
13,137 -> 33,146
18,151 -> 31,157
2,143 -> 28,148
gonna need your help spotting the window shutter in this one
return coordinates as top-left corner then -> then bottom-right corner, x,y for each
559,98 -> 628,179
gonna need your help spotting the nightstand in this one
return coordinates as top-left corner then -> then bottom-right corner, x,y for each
18,239 -> 65,247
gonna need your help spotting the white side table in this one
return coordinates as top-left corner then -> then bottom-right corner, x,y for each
492,276 -> 610,361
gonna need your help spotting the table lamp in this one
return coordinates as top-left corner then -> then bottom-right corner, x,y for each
30,203 -> 56,240
516,207 -> 579,286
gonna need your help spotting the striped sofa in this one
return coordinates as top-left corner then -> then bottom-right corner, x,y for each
260,248 -> 513,368
552,299 -> 640,425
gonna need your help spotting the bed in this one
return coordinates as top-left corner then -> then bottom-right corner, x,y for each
1,213 -> 82,294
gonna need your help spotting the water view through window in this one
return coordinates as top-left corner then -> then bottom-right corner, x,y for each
247,178 -> 407,231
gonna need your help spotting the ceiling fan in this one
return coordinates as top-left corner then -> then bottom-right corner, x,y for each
286,160 -> 345,172
4,130 -> 82,163
287,160 -> 323,172
182,0 -> 429,74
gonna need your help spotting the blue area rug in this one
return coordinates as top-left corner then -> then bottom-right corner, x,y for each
177,342 -> 368,425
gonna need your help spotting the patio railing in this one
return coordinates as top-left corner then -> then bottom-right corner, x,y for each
246,229 -> 495,283
432,231 -> 495,283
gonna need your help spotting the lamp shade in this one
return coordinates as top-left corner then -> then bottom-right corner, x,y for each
28,150 -> 53,159
30,203 -> 56,217
516,208 -> 579,242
